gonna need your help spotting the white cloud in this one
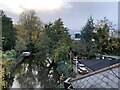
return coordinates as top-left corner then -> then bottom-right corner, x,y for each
0,0 -> 72,14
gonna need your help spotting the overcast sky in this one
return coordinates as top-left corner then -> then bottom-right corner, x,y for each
0,0 -> 119,33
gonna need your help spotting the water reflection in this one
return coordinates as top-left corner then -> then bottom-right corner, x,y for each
11,58 -> 59,88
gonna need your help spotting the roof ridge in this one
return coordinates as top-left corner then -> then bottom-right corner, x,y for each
71,62 -> 120,82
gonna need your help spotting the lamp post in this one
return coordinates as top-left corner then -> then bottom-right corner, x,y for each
92,38 -> 95,52
92,38 -> 98,59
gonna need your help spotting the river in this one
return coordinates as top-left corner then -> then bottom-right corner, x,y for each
10,57 -> 60,89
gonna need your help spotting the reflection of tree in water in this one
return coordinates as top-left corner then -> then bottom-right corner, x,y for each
37,65 -> 59,88
16,66 -> 40,88
15,58 -> 59,88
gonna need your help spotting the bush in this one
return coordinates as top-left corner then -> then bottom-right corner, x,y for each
2,50 -> 17,59
56,60 -> 76,79
1,50 -> 17,89
87,52 -> 96,59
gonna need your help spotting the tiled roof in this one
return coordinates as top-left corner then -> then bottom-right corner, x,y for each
79,59 -> 120,71
71,63 -> 120,88
71,62 -> 120,82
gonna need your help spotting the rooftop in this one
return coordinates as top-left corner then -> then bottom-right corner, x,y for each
79,59 -> 120,71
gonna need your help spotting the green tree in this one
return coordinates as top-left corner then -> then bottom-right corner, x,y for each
1,10 -> 16,51
107,39 -> 119,55
35,32 -> 51,64
80,16 -> 94,53
44,18 -> 71,48
42,18 -> 73,78
93,17 -> 112,54
72,40 -> 86,55
1,50 -> 17,89
44,18 -> 71,62
14,36 -> 26,54
14,25 -> 28,46
18,10 -> 43,53
35,18 -> 72,64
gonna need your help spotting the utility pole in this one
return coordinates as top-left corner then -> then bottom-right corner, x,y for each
70,51 -> 72,63
73,51 -> 78,73
69,47 -> 72,63
75,56 -> 78,73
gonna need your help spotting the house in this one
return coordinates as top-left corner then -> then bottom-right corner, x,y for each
79,59 -> 120,71
71,59 -> 120,88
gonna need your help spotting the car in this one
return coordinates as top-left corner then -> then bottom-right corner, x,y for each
77,64 -> 89,74
78,69 -> 83,73
77,64 -> 85,67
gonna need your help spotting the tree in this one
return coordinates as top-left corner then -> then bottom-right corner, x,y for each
93,17 -> 113,54
14,36 -> 26,54
1,50 -> 17,89
72,40 -> 86,56
107,38 -> 119,54
44,18 -> 72,63
18,10 -> 43,53
80,16 -> 94,53
14,25 -> 28,45
45,18 -> 68,46
1,10 -> 16,51
35,32 -> 51,64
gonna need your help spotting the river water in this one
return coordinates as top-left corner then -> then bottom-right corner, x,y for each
10,57 -> 60,88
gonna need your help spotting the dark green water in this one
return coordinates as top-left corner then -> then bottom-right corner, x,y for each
10,57 -> 60,88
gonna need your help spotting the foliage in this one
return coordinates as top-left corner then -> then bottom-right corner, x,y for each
43,18 -> 73,78
86,51 -> 96,59
2,50 -> 17,59
0,50 -> 7,89
72,40 -> 87,55
107,38 -> 120,55
93,17 -> 119,55
18,10 -> 43,52
53,45 -> 69,63
35,18 -> 71,65
43,18 -> 71,62
0,50 -> 17,89
56,60 -> 76,78
0,64 -> 7,89
2,50 -> 17,74
44,18 -> 71,49
35,32 -> 51,64
14,25 -> 28,45
1,10 -> 16,51
80,16 -> 94,52
14,36 -> 26,53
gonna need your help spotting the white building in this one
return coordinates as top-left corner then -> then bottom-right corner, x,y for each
71,32 -> 81,40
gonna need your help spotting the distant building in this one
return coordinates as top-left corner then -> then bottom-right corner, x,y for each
111,30 -> 120,38
70,32 -> 81,40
